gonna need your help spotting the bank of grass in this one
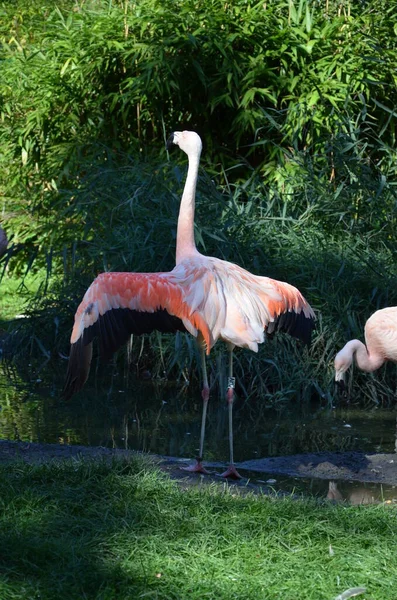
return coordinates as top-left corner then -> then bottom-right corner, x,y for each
0,456 -> 395,600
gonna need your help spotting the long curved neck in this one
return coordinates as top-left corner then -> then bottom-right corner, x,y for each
347,339 -> 384,373
176,150 -> 200,264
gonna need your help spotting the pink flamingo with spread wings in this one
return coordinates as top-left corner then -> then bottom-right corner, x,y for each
63,131 -> 315,479
334,306 -> 397,392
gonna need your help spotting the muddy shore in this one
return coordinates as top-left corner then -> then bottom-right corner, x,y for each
1,440 -> 397,487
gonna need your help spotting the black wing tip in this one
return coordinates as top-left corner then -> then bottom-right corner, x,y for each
61,381 -> 80,401
61,378 -> 79,401
334,379 -> 348,399
61,339 -> 93,400
98,307 -> 187,358
166,132 -> 175,150
267,311 -> 316,346
61,308 -> 187,399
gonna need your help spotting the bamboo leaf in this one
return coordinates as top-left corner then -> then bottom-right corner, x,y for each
305,3 -> 312,34
60,57 -> 73,76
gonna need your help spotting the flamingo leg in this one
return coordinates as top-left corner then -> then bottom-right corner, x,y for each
220,344 -> 242,479
181,344 -> 211,474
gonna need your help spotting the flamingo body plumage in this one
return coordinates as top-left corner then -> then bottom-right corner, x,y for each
63,130 -> 315,477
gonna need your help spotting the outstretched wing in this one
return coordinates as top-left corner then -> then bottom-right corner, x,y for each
62,271 -> 211,399
182,257 -> 315,351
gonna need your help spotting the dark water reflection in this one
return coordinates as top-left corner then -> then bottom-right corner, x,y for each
1,362 -> 396,463
2,362 -> 397,503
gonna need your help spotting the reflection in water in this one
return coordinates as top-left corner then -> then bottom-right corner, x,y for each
2,363 -> 397,501
327,480 -> 385,505
327,480 -> 344,502
240,472 -> 397,505
1,363 -> 397,463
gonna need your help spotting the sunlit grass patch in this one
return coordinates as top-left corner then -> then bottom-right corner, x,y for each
0,457 -> 395,599
0,271 -> 48,322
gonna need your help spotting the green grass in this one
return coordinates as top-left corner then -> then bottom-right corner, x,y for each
0,272 -> 47,321
0,457 -> 396,599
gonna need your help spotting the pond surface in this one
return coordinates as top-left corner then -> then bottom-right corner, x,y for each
1,361 -> 396,503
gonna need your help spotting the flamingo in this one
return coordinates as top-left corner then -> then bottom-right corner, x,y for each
334,307 -> 397,392
63,130 -> 315,478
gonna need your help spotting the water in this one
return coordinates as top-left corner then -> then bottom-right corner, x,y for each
1,362 -> 396,503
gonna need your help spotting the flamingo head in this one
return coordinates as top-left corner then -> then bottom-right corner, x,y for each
166,131 -> 202,157
334,348 -> 352,395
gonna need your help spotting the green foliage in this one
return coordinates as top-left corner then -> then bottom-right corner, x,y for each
0,456 -> 396,599
1,0 -> 396,268
3,157 -> 397,406
1,0 -> 397,406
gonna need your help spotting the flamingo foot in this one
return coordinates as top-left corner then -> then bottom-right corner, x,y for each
218,464 -> 242,480
181,460 -> 211,475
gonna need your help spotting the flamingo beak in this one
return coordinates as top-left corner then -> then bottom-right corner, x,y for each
334,379 -> 345,393
334,370 -> 348,398
166,132 -> 175,150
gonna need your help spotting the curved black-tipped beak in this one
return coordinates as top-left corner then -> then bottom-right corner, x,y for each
334,379 -> 348,399
166,133 -> 175,150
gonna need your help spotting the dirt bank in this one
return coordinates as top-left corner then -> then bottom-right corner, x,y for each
1,440 -> 397,486
236,451 -> 397,485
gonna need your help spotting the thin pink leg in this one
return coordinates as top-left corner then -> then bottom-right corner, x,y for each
220,345 -> 242,479
181,345 -> 211,475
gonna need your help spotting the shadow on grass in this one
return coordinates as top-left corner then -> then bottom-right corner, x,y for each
0,455 -> 396,600
0,457 -> 167,599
